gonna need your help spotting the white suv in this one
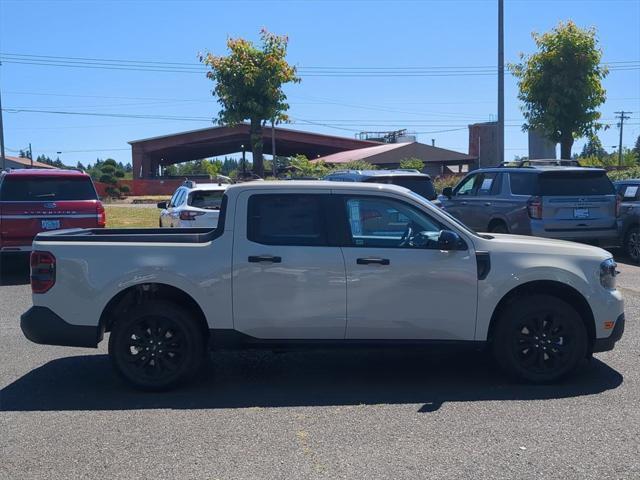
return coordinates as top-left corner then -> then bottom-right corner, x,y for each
158,180 -> 228,228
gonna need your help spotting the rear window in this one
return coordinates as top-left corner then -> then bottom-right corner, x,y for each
509,172 -> 539,195
538,172 -> 615,196
189,190 -> 224,210
247,194 -> 328,246
366,176 -> 437,200
0,176 -> 98,201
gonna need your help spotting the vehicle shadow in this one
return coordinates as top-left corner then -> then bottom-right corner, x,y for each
0,254 -> 30,286
0,349 -> 622,413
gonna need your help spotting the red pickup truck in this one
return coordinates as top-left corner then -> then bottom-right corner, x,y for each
0,168 -> 105,254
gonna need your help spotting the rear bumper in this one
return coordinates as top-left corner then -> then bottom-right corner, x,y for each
20,306 -> 99,348
1,245 -> 32,253
529,224 -> 621,246
592,313 -> 625,353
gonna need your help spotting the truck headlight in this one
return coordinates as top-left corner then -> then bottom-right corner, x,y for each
599,258 -> 618,290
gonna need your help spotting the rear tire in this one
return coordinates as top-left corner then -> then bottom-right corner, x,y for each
624,226 -> 640,264
489,221 -> 509,234
492,294 -> 587,383
108,301 -> 206,390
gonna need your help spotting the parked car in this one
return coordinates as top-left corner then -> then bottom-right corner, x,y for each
440,164 -> 620,246
615,179 -> 640,263
21,181 -> 624,390
158,180 -> 228,228
0,168 -> 105,254
324,169 -> 439,203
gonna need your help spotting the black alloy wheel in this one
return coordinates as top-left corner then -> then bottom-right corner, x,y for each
493,294 -> 587,383
109,301 -> 205,390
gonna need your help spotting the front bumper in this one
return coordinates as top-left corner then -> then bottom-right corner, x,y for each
592,313 -> 625,353
21,306 -> 99,348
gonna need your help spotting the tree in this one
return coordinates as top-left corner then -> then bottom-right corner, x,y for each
633,134 -> 640,164
510,21 -> 608,159
201,29 -> 300,177
580,135 -> 607,159
341,160 -> 377,171
399,157 -> 425,171
287,155 -> 330,178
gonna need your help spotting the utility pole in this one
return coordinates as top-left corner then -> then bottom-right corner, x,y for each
0,87 -> 6,171
271,119 -> 277,178
614,111 -> 631,167
29,143 -> 33,168
497,0 -> 505,165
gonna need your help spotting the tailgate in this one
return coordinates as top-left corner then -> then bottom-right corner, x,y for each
538,170 -> 617,231
0,200 -> 100,247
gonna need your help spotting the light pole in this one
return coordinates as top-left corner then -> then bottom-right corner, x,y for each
241,144 -> 246,176
497,0 -> 505,165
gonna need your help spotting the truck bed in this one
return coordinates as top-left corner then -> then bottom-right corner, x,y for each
34,227 -> 220,244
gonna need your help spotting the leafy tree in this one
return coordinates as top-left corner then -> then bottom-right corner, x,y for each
510,21 -> 608,159
633,134 -> 640,164
341,160 -> 377,171
19,149 -> 31,159
201,29 -> 300,177
580,135 -> 607,159
399,157 -> 425,171
287,155 -> 330,178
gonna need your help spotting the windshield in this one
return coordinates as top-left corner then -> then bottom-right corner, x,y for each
0,176 -> 98,201
366,176 -> 437,201
188,190 -> 225,209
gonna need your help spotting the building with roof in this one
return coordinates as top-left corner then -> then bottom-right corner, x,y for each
313,141 -> 477,177
1,155 -> 56,170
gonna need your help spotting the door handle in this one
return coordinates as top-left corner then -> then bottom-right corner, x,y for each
461,201 -> 468,205
484,202 -> 491,206
248,255 -> 282,263
357,257 -> 390,265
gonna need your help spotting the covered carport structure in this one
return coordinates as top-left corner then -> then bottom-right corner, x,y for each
129,124 -> 380,179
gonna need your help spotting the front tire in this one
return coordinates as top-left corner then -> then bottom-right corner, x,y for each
492,294 -> 588,383
108,301 -> 206,390
489,221 -> 509,234
624,226 -> 640,264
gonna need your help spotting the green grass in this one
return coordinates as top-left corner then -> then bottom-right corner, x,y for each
105,206 -> 160,228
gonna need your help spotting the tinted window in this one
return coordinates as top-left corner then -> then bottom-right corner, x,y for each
618,184 -> 640,200
539,172 -> 614,196
0,176 -> 97,201
477,173 -> 499,196
367,176 -> 437,201
248,194 -> 327,246
509,173 -> 539,195
189,190 -> 224,209
344,196 -> 443,249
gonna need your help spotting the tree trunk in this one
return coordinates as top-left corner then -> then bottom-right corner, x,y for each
560,133 -> 574,160
250,118 -> 264,177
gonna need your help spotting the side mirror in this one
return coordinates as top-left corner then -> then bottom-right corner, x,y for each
442,187 -> 453,199
157,201 -> 167,209
438,230 -> 465,251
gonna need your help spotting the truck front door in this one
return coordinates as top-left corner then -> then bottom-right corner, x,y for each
232,191 -> 347,339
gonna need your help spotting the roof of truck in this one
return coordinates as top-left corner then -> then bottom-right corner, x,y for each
1,168 -> 89,177
225,180 -> 412,194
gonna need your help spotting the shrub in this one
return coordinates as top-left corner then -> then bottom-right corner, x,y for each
608,166 -> 640,182
433,175 -> 463,194
399,157 -> 424,171
340,160 -> 377,171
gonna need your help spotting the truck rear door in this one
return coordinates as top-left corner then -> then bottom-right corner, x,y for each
0,174 -> 101,250
538,170 -> 617,231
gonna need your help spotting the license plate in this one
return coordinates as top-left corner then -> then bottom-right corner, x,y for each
41,219 -> 61,230
573,208 -> 589,219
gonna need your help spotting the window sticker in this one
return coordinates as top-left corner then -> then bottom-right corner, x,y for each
480,178 -> 493,191
347,200 -> 363,235
624,185 -> 638,199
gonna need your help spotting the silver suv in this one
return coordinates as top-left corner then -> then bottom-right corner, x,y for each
441,164 -> 620,246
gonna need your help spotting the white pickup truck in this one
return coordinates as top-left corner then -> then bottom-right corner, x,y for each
21,181 -> 625,390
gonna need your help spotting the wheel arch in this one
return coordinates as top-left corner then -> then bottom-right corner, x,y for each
486,280 -> 596,350
487,217 -> 509,231
99,283 -> 209,340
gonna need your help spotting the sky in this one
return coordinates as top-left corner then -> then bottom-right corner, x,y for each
0,0 -> 639,168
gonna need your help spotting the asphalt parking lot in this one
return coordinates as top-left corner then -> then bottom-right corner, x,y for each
1,254 -> 639,480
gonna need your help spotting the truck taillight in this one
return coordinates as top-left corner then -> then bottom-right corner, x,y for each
179,211 -> 206,221
30,251 -> 56,294
97,202 -> 106,228
527,196 -> 543,219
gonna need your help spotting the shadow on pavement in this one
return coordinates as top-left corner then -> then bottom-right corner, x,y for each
0,253 -> 30,286
0,349 -> 623,413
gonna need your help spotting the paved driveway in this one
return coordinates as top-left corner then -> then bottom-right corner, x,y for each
1,255 -> 638,479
